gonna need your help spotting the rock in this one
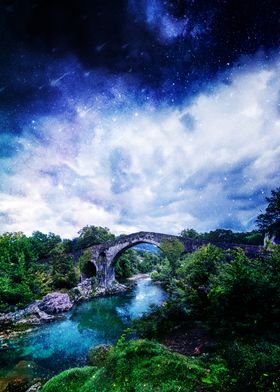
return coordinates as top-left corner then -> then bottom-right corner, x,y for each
72,278 -> 95,302
26,382 -> 42,392
38,292 -> 73,314
88,344 -> 112,367
105,281 -> 128,294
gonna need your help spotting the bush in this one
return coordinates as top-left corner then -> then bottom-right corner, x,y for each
222,341 -> 280,391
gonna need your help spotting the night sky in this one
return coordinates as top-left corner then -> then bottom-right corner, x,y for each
0,0 -> 280,237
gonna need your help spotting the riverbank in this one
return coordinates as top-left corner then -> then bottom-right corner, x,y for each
0,280 -> 129,344
0,277 -> 166,392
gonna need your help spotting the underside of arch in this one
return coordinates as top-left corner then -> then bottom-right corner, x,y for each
111,240 -> 161,266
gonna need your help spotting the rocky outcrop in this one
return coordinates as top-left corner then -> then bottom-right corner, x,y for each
0,292 -> 73,335
0,282 -> 128,344
71,278 -> 95,301
88,344 -> 112,367
71,278 -> 129,302
38,292 -> 73,314
26,382 -> 42,392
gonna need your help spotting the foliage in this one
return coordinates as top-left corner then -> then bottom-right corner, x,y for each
256,187 -> 280,236
221,341 -> 280,392
42,339 -> 228,392
0,232 -> 37,310
136,251 -> 161,273
180,228 -> 263,245
207,247 -> 280,335
30,231 -> 61,259
50,244 -> 78,289
175,244 -> 224,318
160,238 -> 184,274
115,249 -> 161,279
115,249 -> 139,279
75,225 -> 115,250
181,228 -> 200,239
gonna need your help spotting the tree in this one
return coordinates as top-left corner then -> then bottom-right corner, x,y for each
180,228 -> 200,239
30,231 -> 61,259
50,244 -> 78,289
75,226 -> 115,250
256,188 -> 280,236
115,249 -> 138,279
160,239 -> 184,274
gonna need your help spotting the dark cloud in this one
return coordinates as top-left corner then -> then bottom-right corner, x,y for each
0,0 -> 279,112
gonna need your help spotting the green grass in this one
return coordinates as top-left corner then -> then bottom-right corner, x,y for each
41,339 -> 224,392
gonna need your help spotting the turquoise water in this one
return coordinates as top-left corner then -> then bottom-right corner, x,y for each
0,278 -> 166,391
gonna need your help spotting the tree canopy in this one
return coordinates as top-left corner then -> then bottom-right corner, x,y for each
256,187 -> 280,236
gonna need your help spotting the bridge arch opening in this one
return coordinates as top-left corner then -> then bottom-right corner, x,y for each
113,242 -> 162,280
79,249 -> 97,279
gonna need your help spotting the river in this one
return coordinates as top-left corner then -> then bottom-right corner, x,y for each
0,277 -> 166,391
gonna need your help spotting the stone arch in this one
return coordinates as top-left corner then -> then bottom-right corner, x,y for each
111,240 -> 161,267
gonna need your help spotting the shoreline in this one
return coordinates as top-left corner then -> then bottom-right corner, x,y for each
0,280 -> 131,344
127,273 -> 150,281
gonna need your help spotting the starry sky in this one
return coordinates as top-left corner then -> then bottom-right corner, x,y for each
0,0 -> 280,238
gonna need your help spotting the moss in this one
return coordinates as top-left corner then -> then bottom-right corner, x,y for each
42,340 -> 225,392
41,366 -> 96,392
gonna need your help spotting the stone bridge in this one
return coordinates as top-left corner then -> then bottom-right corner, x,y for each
87,231 -> 263,287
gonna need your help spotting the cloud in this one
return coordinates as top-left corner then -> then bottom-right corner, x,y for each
0,58 -> 280,238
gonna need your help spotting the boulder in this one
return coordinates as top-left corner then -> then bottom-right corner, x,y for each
88,344 -> 112,367
26,382 -> 42,392
38,292 -> 73,314
72,278 -> 95,302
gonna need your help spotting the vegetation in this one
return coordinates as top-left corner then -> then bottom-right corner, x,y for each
133,242 -> 280,391
0,226 -> 115,312
115,249 -> 162,279
42,339 -> 228,392
256,187 -> 280,237
180,227 -> 263,245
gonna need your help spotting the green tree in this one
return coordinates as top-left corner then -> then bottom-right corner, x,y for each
180,228 -> 200,239
50,244 -> 78,289
115,249 -> 138,279
256,187 -> 280,236
160,238 -> 184,274
30,231 -> 61,259
76,226 -> 115,250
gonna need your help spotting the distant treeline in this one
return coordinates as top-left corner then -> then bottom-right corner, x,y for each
180,228 -> 263,245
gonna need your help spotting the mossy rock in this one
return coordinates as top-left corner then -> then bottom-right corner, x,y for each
87,344 -> 112,367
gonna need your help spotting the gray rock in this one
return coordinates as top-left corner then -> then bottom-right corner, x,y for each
26,382 -> 41,392
38,292 -> 73,314
72,278 -> 95,301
